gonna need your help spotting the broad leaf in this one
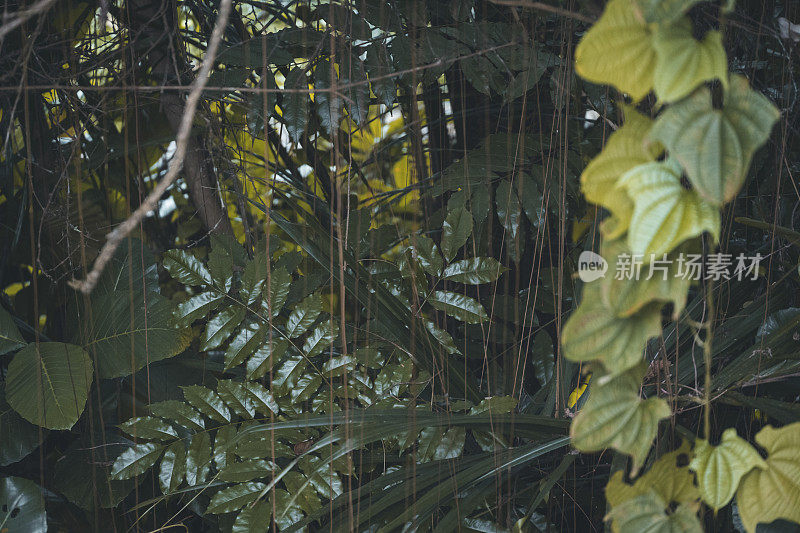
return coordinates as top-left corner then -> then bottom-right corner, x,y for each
302,321 -> 339,357
247,338 -> 288,380
202,305 -> 246,351
111,443 -> 164,480
162,249 -> 212,286
652,19 -> 727,103
119,416 -> 178,441
217,380 -> 256,419
5,342 -> 93,430
607,440 -> 699,507
571,367 -> 671,472
411,235 -> 443,276
286,294 -> 323,338
0,381 -> 40,466
262,267 -> 291,318
495,181 -> 522,239
689,428 -> 767,511
441,208 -> 474,262
443,258 -> 506,284
618,159 -> 720,257
225,319 -> 265,370
292,373 -> 323,404
159,441 -> 187,493
428,291 -> 489,324
219,459 -> 275,483
208,246 -> 234,292
186,432 -> 211,486
233,500 -> 271,533
562,285 -> 663,378
649,75 -> 780,205
574,0 -> 655,101
176,292 -> 224,326
207,482 -> 267,514
240,252 -> 268,305
599,238 -> 696,318
0,476 -> 46,533
182,385 -> 231,423
736,422 -> 800,532
84,290 -> 189,378
149,400 -> 205,431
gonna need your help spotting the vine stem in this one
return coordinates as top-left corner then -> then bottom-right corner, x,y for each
703,277 -> 715,439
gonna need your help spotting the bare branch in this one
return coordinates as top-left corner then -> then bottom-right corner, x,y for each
68,0 -> 233,294
0,0 -> 57,43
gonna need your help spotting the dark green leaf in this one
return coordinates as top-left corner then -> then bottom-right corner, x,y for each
162,250 -> 212,286
111,443 -> 164,480
5,342 -> 93,430
441,208 -> 474,261
182,385 -> 231,423
442,258 -> 506,284
0,477 -> 46,533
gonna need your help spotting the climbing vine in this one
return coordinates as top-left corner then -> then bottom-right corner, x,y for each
564,0 -> 798,530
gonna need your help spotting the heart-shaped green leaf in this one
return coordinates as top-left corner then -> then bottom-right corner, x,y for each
571,366 -> 671,472
562,284 -> 663,378
649,75 -> 779,205
736,422 -> 800,532
618,159 -> 720,257
689,427 -> 767,511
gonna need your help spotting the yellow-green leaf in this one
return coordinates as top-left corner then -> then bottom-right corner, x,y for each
580,108 -> 660,239
689,427 -> 767,511
571,366 -> 671,472
618,159 -> 720,257
736,422 -> 800,532
574,0 -> 655,101
607,440 -> 699,508
599,238 -> 697,318
606,490 -> 702,533
649,75 -> 780,205
562,284 -> 663,378
652,19 -> 727,103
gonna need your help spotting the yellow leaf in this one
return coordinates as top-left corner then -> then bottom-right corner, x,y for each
618,159 -> 720,258
606,440 -> 699,508
574,0 -> 656,101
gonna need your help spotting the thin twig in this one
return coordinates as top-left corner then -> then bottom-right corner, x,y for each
488,0 -> 595,24
0,0 -> 57,43
68,0 -> 233,294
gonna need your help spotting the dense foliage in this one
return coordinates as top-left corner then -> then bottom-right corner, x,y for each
1,0 -> 799,531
